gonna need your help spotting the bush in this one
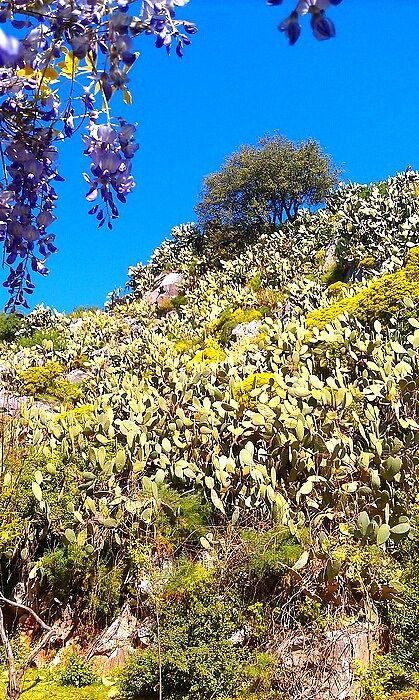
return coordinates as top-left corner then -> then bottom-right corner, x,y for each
19,361 -> 64,397
17,329 -> 67,350
241,526 -> 302,581
59,652 -> 97,688
119,583 -> 245,700
0,312 -> 23,342
388,533 -> 419,670
119,642 -> 245,700
213,306 -> 265,344
357,655 -> 412,699
307,247 -> 419,330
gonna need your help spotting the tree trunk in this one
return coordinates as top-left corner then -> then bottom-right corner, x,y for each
0,607 -> 20,700
0,594 -> 54,700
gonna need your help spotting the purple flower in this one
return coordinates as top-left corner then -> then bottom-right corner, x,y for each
279,11 -> 301,45
310,9 -> 336,40
0,28 -> 21,67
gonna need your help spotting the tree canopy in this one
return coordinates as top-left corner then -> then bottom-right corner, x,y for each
196,135 -> 340,249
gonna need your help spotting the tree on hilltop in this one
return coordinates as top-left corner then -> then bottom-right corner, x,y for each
196,134 -> 340,249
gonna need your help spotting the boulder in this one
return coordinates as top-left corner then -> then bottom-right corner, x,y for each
0,390 -> 24,415
231,320 -> 262,342
146,272 -> 184,308
65,369 -> 89,384
275,624 -> 385,700
86,604 -> 149,673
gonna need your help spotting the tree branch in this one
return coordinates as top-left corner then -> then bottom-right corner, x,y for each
0,596 -> 51,632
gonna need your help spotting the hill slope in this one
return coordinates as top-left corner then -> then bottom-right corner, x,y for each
0,170 -> 419,700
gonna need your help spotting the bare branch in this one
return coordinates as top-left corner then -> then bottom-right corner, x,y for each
0,596 -> 51,632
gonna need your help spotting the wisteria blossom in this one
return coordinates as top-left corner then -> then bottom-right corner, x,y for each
268,0 -> 342,44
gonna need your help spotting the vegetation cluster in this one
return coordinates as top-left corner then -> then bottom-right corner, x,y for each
0,168 -> 418,699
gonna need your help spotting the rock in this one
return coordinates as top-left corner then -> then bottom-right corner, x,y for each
275,624 -> 385,700
231,320 -> 262,342
0,390 -> 24,415
65,369 -> 89,384
146,272 -> 184,308
86,604 -> 145,672
322,242 -> 338,274
230,629 -> 246,645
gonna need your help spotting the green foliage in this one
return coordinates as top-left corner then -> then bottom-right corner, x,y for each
232,372 -> 278,408
1,169 -> 419,670
18,361 -> 64,397
0,670 -> 108,700
388,527 -> 419,670
307,247 -> 419,329
240,526 -> 302,586
58,652 -> 97,688
40,545 -> 123,625
196,134 -> 339,252
0,313 -> 23,342
40,545 -> 92,602
357,654 -> 413,700
119,586 -> 245,700
17,329 -> 67,350
320,259 -> 347,286
249,272 -> 263,291
212,306 -> 265,344
186,338 -> 226,366
156,487 -> 212,544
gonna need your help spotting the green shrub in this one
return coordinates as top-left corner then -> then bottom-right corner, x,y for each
213,306 -> 265,344
119,641 -> 244,700
119,584 -> 244,700
357,654 -> 412,700
241,526 -> 302,581
0,313 -> 23,342
40,545 -> 92,603
157,487 -> 212,544
307,247 -> 419,329
19,361 -> 64,397
388,534 -> 419,670
59,652 -> 97,688
18,329 -> 67,350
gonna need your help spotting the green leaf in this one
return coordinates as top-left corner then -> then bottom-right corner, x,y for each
357,511 -> 370,534
211,489 -> 225,514
390,523 -> 411,536
376,523 -> 390,545
102,518 -> 117,528
64,528 -> 76,544
31,481 -> 43,502
293,550 -> 309,571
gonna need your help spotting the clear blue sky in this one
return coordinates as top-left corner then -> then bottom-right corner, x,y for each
4,0 -> 418,312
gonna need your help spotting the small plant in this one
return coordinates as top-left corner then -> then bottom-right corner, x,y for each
17,329 -> 67,351
356,654 -> 412,700
19,361 -> 64,397
59,652 -> 97,688
0,313 -> 23,342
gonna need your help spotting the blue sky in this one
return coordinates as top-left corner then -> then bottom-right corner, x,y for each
4,0 -> 419,312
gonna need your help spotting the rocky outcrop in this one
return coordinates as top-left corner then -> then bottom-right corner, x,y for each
146,272 -> 184,308
231,319 -> 262,342
274,624 -> 385,700
86,605 -> 151,674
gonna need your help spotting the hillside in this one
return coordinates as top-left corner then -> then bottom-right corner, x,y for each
0,170 -> 419,700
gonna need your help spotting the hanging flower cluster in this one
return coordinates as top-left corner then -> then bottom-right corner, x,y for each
0,0 -> 196,309
84,119 -> 138,229
267,0 -> 343,45
0,0 -> 343,310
